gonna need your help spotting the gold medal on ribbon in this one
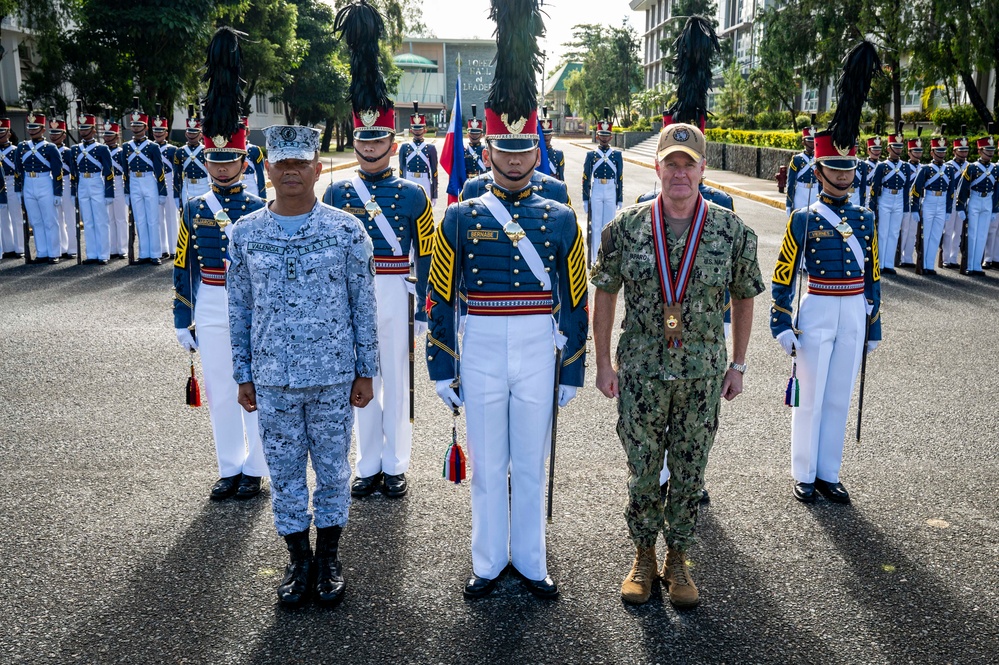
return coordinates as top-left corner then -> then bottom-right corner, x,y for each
664,303 -> 683,345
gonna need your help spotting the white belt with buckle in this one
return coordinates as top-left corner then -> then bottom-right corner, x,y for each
188,178 -> 200,184
131,171 -> 145,177
888,188 -> 899,195
931,190 -> 943,196
803,183 -> 813,189
82,172 -> 92,178
980,191 -> 990,197
27,172 -> 38,177
599,178 -> 609,184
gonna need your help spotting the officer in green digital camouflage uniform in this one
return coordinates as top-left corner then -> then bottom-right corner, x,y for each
591,124 -> 764,609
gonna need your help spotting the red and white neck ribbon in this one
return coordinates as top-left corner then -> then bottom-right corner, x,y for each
650,193 -> 708,347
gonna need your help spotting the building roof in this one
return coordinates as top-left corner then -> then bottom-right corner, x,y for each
394,53 -> 438,70
544,62 -> 584,94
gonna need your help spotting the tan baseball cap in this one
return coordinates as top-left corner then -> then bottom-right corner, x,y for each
657,123 -> 706,162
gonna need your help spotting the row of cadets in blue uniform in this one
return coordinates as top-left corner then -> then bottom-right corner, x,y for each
939,128 -> 972,269
464,105 -> 488,179
426,0 -> 589,600
539,106 -> 565,181
240,114 -> 266,199
860,134 -> 883,209
71,106 -> 115,264
772,41 -> 883,505
102,120 -> 131,259
897,131 -> 925,268
48,110 -> 79,260
173,28 -> 269,501
909,134 -> 959,275
785,122 -> 819,218
868,123 -> 912,274
14,103 -> 63,264
323,23 -> 435,500
123,98 -> 169,264
151,104 -> 178,260
957,127 -> 998,275
582,107 -> 624,265
397,102 -> 438,205
0,118 -> 26,258
174,107 -> 211,214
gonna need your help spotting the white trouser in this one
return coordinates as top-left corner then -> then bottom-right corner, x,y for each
877,191 -> 905,269
919,196 -> 948,271
462,313 -> 554,582
589,181 -> 617,264
159,197 -> 179,257
128,174 -> 161,259
405,172 -> 430,198
847,188 -> 861,208
899,211 -> 917,265
194,284 -> 268,478
79,175 -> 111,260
354,274 -> 412,477
985,212 -> 999,263
55,183 -> 75,255
1,175 -> 24,253
109,177 -> 129,255
966,195 -> 993,272
182,181 -> 211,207
792,180 -> 816,212
791,291 -> 866,484
241,172 -> 259,198
22,176 -> 60,259
941,208 -> 962,265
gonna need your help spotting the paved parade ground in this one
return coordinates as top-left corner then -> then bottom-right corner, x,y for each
2,139 -> 998,664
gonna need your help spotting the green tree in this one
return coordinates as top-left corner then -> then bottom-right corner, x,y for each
561,21 -> 641,123
749,4 -> 813,130
716,59 -> 749,119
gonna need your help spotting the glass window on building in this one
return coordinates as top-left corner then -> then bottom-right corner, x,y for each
803,87 -> 818,112
256,93 -> 268,114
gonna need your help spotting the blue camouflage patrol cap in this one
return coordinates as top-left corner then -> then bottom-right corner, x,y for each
263,125 -> 320,162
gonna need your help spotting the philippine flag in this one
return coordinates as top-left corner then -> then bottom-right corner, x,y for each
440,73 -> 467,204
537,119 -> 551,175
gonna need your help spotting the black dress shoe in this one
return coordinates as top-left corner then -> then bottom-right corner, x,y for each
699,487 -> 710,504
521,574 -> 559,599
82,258 -> 99,265
814,478 -> 851,504
1,251 -> 16,259
350,472 -> 383,497
47,257 -> 60,264
983,261 -> 993,270
382,473 -> 408,497
137,257 -> 151,264
898,262 -> 915,268
235,475 -> 262,499
881,267 -> 897,275
943,262 -> 959,270
149,257 -> 162,265
98,259 -> 109,265
793,481 -> 816,503
62,252 -> 75,259
210,474 -> 242,500
110,253 -> 122,259
923,269 -> 937,276
463,574 -> 498,599
161,252 -> 170,260
970,270 -> 986,277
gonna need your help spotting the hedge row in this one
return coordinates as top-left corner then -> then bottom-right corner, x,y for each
705,128 -> 985,160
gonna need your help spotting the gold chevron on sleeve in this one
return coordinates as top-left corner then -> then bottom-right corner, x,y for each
567,223 -> 587,308
428,222 -> 456,302
772,220 -> 799,286
871,228 -> 880,281
174,220 -> 189,268
416,197 -> 435,257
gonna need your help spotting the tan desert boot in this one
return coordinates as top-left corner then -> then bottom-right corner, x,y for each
662,547 -> 699,608
620,546 -> 658,604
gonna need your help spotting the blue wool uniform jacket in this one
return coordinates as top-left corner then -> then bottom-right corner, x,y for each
0,141 -> 18,179
173,144 -> 210,199
14,139 -> 63,196
460,170 -> 570,206
464,143 -> 488,179
398,140 -> 439,200
956,160 -> 999,214
582,146 -> 623,203
547,147 -> 566,181
244,144 -> 267,199
910,161 -> 957,215
869,159 -> 913,213
122,138 -> 167,197
785,152 -> 819,211
69,140 -> 115,199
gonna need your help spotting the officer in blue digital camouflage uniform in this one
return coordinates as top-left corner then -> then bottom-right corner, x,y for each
151,104 -> 178,259
869,124 -> 912,274
323,10 -> 434,500
427,0 -> 587,601
772,42 -> 883,506
241,114 -> 267,199
174,107 -> 211,208
15,104 -> 63,263
0,117 -> 26,258
398,102 -> 439,205
956,129 -> 998,275
464,105 -> 488,179
785,123 -> 819,217
122,98 -> 168,264
540,107 -> 565,181
174,28 -> 269,503
910,135 -> 956,275
583,108 -> 624,264
71,108 -> 115,264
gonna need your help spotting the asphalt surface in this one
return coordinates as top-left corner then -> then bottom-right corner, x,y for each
2,139 -> 998,664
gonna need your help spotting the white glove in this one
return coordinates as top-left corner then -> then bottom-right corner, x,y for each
776,329 -> 801,356
558,385 -> 577,407
958,210 -> 966,222
174,198 -> 180,210
105,198 -> 114,205
616,202 -> 622,211
785,207 -> 792,219
54,197 -> 62,207
404,279 -> 416,296
583,201 -> 589,214
159,196 -> 167,206
867,340 -> 879,354
431,198 -> 437,207
435,379 -> 462,410
415,320 -> 428,337
175,328 -> 198,352
911,212 -> 920,223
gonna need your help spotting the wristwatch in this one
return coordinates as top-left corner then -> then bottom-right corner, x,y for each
728,362 -> 747,374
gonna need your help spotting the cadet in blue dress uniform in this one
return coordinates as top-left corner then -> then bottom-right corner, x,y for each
151,105 -> 179,259
898,133 -> 924,267
463,105 -> 488,179
861,134 -> 882,208
785,124 -> 818,217
322,27 -> 434,500
956,129 -> 998,275
123,99 -> 168,264
772,42 -> 883,505
103,121 -> 130,259
0,118 -> 25,258
14,104 -> 63,263
241,115 -> 267,199
941,129 -> 971,268
72,109 -> 115,264
174,32 -> 270,504
174,108 -> 211,207
869,124 -> 912,274
540,107 -> 565,181
427,0 -> 588,600
910,135 -> 957,275
398,102 -> 438,204
48,111 -> 77,259
582,108 -> 624,264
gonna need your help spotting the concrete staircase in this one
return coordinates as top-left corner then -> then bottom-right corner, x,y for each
625,134 -> 660,162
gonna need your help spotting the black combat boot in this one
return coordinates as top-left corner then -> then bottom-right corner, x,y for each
277,529 -> 313,606
314,525 -> 346,606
